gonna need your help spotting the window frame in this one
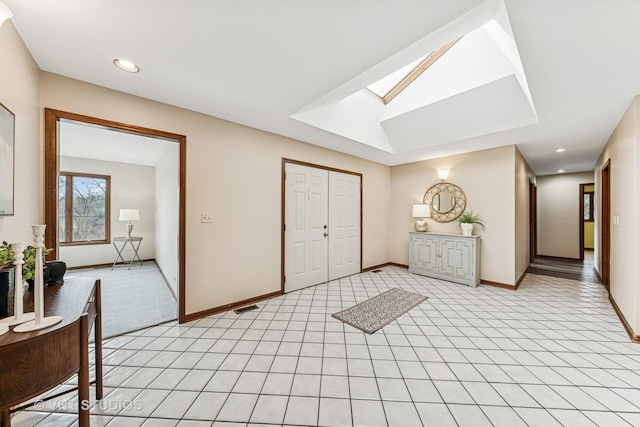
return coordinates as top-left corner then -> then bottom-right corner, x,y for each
59,171 -> 111,246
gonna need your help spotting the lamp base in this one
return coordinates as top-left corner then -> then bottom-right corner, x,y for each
414,219 -> 428,232
126,222 -> 133,238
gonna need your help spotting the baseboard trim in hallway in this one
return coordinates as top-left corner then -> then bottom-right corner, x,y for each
184,290 -> 283,322
609,293 -> 640,344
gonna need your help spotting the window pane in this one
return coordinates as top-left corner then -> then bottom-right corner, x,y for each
71,176 -> 106,241
59,175 -> 67,242
584,194 -> 591,220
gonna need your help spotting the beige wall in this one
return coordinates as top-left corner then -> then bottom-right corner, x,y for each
537,171 -> 594,259
595,96 -> 639,335
515,147 -> 535,282
0,23 -> 41,243
39,73 -> 391,316
155,144 -> 180,294
389,145 -> 517,286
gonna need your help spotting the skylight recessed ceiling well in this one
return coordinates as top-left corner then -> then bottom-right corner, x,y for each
292,0 -> 538,157
367,38 -> 460,105
367,55 -> 427,100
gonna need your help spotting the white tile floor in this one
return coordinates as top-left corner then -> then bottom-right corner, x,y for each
11,266 -> 640,426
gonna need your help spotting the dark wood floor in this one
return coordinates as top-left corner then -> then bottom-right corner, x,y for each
527,251 -> 601,284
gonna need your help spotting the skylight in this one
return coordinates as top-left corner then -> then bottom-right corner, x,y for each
367,38 -> 460,105
367,55 -> 426,99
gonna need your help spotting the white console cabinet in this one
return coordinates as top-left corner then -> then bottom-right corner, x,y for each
409,232 -> 480,287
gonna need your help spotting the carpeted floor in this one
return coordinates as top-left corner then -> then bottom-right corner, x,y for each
65,262 -> 177,338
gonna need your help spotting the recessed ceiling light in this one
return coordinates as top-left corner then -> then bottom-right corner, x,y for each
555,148 -> 566,153
557,169 -> 565,173
113,58 -> 140,73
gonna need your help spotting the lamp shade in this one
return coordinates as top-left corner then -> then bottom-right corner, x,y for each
412,204 -> 431,218
119,208 -> 140,222
0,2 -> 12,27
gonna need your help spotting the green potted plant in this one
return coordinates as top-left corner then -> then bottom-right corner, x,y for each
0,241 -> 14,270
23,245 -> 53,290
0,241 -> 52,289
457,210 -> 486,236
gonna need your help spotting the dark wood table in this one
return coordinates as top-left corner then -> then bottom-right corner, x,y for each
0,277 -> 102,427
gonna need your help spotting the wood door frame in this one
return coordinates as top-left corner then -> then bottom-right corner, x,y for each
44,109 -> 188,322
529,180 -> 537,263
281,158 -> 363,293
579,182 -> 595,261
601,159 -> 611,291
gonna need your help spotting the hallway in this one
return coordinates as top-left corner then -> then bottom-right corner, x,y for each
527,251 -> 600,284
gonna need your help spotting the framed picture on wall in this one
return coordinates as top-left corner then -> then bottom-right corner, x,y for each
0,102 -> 15,216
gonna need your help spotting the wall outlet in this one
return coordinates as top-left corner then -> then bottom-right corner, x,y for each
201,213 -> 213,223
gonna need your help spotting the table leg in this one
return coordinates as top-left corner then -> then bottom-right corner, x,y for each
78,315 -> 90,427
111,242 -> 126,270
1,408 -> 11,427
94,280 -> 103,400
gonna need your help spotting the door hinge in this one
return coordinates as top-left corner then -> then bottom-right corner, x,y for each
284,224 -> 286,231
283,275 -> 286,283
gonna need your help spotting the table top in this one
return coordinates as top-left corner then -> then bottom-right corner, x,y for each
113,236 -> 143,242
0,277 -> 97,347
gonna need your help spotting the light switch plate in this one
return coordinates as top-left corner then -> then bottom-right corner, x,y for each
201,213 -> 213,223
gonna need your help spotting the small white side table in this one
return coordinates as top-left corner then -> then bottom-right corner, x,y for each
112,236 -> 143,270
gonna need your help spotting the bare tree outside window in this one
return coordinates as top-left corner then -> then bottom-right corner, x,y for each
59,172 -> 111,245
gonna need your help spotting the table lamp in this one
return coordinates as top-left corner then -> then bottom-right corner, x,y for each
119,208 -> 140,238
412,204 -> 431,232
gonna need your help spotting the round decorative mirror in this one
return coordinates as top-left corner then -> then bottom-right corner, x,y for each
423,182 -> 466,222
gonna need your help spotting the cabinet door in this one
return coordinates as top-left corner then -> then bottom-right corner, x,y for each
439,238 -> 475,280
411,235 -> 438,273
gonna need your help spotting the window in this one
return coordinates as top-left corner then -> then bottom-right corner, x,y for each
59,172 -> 110,245
366,38 -> 461,105
584,192 -> 594,222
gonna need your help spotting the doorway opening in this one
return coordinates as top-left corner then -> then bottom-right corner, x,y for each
579,182 -> 595,264
601,160 -> 611,291
281,159 -> 362,293
44,109 -> 187,329
529,180 -> 537,263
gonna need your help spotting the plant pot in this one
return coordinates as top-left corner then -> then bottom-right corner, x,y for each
461,223 -> 474,236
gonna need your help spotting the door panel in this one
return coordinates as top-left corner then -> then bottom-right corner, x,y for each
440,239 -> 473,280
285,164 -> 328,292
328,172 -> 361,280
411,235 -> 438,273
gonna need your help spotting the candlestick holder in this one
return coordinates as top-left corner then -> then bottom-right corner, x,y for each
14,225 -> 63,332
0,242 -> 35,327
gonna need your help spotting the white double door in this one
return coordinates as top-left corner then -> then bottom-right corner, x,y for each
284,163 -> 361,293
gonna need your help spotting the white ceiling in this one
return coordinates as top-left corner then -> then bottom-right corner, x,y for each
60,120 -> 170,166
5,0 -> 640,175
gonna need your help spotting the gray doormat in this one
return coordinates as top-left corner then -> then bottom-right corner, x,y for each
332,288 -> 428,334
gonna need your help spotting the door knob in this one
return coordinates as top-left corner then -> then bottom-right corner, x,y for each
324,233 -> 328,237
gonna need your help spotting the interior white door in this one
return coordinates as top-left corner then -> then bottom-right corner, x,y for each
284,163 -> 329,292
328,171 -> 361,280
